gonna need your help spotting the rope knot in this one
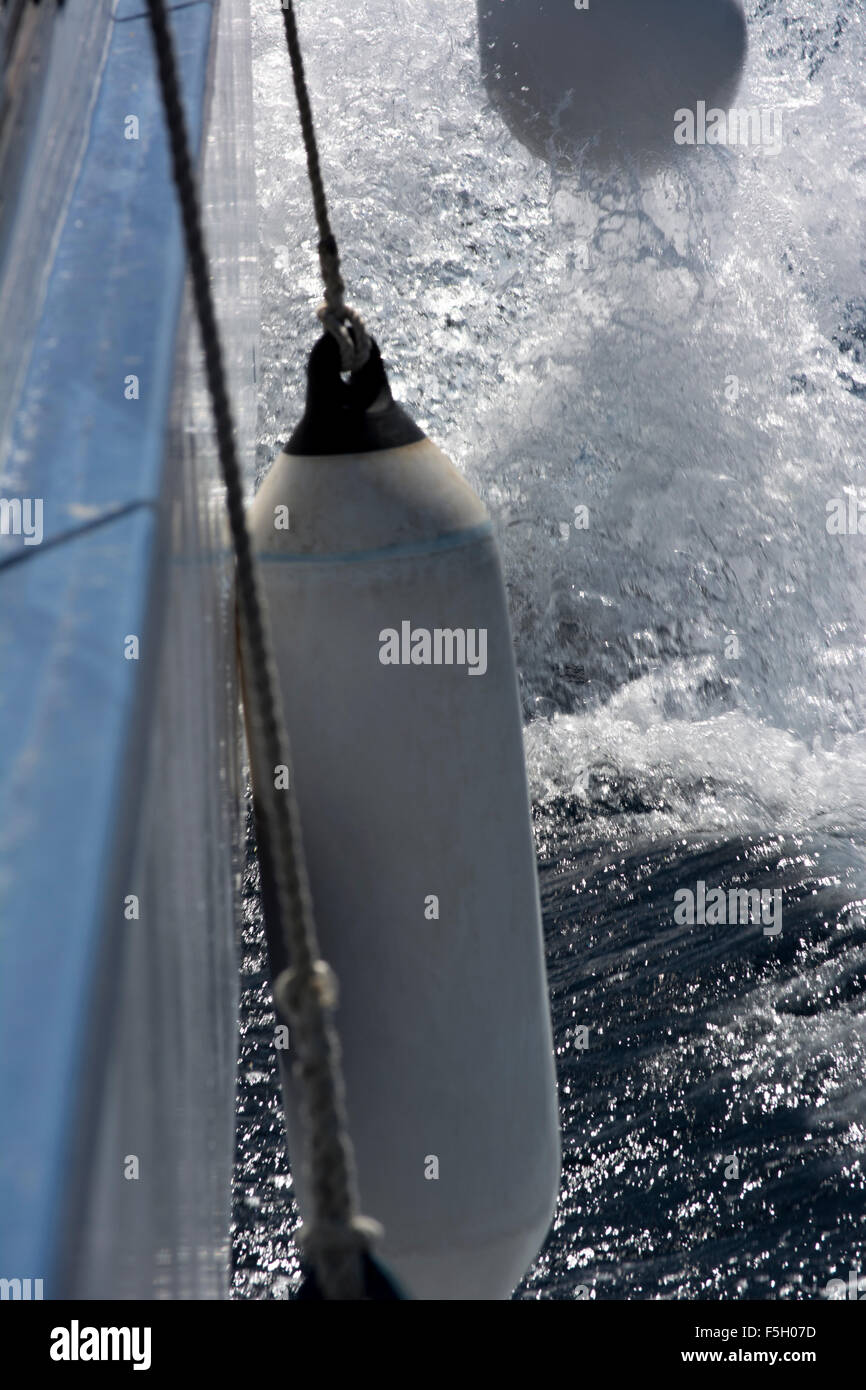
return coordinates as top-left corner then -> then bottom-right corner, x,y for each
298,1214 -> 384,1259
317,300 -> 371,374
274,959 -> 338,1028
297,1216 -> 387,1300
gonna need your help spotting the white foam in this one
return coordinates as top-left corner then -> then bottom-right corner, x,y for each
251,0 -> 866,835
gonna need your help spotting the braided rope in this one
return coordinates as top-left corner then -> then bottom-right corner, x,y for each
145,0 -> 371,1300
280,0 -> 371,372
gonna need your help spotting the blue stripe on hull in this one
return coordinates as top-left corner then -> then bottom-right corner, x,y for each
0,0 -> 221,1290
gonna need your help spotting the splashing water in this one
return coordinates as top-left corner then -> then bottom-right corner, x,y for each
233,0 -> 866,1299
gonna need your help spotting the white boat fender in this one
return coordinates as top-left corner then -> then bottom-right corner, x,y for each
477,0 -> 748,168
245,334 -> 562,1300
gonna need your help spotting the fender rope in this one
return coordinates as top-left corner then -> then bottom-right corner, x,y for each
281,0 -> 371,372
145,0 -> 374,1300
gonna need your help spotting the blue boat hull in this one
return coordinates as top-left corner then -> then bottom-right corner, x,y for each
0,0 -> 258,1298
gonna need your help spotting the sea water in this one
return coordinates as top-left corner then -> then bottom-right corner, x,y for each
232,0 -> 866,1299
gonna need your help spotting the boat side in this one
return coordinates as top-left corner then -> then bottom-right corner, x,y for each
0,0 -> 258,1298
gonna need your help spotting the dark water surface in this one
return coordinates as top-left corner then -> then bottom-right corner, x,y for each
232,802 -> 866,1299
